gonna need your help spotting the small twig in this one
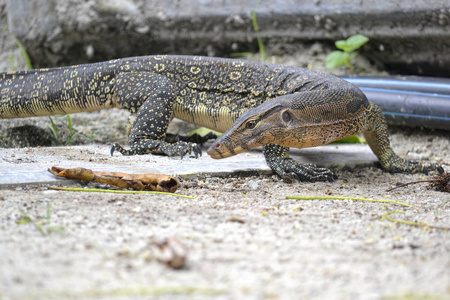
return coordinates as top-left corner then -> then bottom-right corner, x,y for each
286,196 -> 415,208
386,179 -> 436,192
387,172 -> 450,193
47,186 -> 197,199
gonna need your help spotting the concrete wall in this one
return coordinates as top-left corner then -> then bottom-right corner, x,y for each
6,0 -> 450,76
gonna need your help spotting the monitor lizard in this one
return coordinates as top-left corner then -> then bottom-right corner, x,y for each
0,55 -> 443,182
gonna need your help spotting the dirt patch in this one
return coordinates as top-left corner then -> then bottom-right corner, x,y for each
1,123 -> 449,299
1,164 -> 449,299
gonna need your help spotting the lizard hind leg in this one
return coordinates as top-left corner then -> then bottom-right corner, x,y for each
110,72 -> 201,158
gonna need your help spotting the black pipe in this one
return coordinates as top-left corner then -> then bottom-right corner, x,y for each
342,76 -> 450,131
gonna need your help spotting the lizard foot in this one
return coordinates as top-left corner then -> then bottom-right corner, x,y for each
384,156 -> 444,175
267,157 -> 337,183
111,140 -> 202,159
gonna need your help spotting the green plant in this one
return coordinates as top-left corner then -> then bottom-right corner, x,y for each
251,10 -> 267,61
49,115 -> 79,145
14,39 -> 33,70
87,129 -> 99,142
326,34 -> 369,72
231,1 -> 268,62
66,114 -> 79,145
9,54 -> 17,71
49,116 -> 61,144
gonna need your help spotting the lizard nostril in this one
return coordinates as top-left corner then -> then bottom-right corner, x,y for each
213,142 -> 222,150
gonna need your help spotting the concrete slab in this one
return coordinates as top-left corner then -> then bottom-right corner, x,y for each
0,143 -> 378,187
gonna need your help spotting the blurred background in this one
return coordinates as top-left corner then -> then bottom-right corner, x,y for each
1,0 -> 449,76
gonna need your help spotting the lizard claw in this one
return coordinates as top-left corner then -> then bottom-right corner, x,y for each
110,143 -> 134,156
194,144 -> 202,158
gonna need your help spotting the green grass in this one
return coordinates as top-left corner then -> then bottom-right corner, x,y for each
49,115 -> 80,146
231,1 -> 268,62
251,10 -> 267,61
14,39 -> 33,70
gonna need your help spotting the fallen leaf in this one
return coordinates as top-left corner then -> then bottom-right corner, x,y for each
48,166 -> 178,193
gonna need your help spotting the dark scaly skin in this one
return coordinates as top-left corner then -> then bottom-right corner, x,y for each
0,55 -> 443,182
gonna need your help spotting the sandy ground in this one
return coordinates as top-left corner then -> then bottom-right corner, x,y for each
0,117 -> 449,300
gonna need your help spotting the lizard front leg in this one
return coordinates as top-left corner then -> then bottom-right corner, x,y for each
110,72 -> 201,158
264,144 -> 337,182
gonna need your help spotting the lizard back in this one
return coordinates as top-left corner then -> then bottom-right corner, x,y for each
1,55 -> 343,133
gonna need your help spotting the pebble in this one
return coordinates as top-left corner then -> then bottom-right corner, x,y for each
248,180 -> 259,190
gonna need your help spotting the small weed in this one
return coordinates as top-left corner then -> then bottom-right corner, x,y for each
17,202 -> 64,235
49,116 -> 61,144
251,9 -> 267,61
87,129 -> 99,143
231,1 -> 268,62
9,54 -> 17,71
326,34 -> 369,72
66,114 -> 80,145
14,39 -> 33,70
49,115 -> 79,145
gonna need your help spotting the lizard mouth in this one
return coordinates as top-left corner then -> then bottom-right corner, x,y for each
207,143 -> 246,159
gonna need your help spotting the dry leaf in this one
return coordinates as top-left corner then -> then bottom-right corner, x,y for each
48,166 -> 178,193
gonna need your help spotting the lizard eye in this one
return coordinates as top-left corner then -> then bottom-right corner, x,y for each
282,110 -> 291,123
245,120 -> 257,129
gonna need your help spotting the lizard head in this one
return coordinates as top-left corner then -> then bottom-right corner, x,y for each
207,94 -> 311,159
207,90 -> 366,159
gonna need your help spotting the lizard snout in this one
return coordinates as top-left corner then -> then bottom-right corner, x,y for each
207,141 -> 226,159
207,138 -> 247,159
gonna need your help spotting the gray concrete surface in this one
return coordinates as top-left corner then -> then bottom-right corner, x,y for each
0,143 -> 377,187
